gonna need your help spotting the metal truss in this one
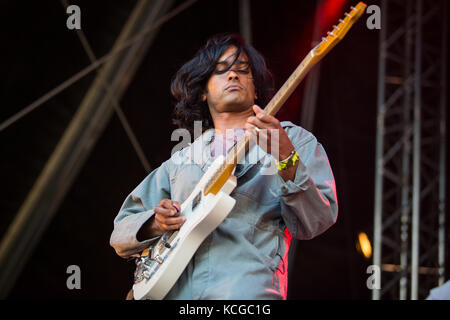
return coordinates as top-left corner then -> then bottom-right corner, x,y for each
0,0 -> 177,298
373,0 -> 447,300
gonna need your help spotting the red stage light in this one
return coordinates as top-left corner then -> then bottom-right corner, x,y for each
318,0 -> 348,32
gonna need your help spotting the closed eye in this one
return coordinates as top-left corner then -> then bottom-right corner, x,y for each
215,60 -> 250,74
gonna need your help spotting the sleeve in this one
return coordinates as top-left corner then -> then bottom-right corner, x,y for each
109,160 -> 172,258
270,125 -> 338,240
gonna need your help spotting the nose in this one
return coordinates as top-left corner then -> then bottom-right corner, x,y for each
227,69 -> 239,81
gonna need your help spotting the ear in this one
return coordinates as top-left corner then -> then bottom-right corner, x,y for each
201,94 -> 207,102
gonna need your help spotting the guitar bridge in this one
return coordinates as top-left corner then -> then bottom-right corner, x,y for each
133,237 -> 180,284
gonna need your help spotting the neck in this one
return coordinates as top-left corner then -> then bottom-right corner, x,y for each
210,107 -> 254,135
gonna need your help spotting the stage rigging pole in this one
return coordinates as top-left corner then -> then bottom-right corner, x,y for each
0,0 -> 174,298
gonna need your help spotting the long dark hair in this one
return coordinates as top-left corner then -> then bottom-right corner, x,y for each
170,33 -> 274,136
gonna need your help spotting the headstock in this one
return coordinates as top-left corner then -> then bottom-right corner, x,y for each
312,2 -> 367,59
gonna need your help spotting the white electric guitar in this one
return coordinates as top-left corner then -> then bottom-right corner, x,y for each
132,2 -> 366,300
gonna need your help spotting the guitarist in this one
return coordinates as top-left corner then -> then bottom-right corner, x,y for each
110,33 -> 338,299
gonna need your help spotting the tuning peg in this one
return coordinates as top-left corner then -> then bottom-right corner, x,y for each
333,25 -> 339,30
350,6 -> 356,10
322,37 -> 328,42
344,12 -> 351,17
339,18 -> 345,23
327,31 -> 335,36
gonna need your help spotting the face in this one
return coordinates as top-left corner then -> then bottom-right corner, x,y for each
203,46 -> 257,114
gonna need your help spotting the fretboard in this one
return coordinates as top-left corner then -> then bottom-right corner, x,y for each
203,2 -> 367,195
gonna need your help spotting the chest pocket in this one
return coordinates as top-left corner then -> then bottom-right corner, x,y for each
170,164 -> 204,204
232,158 -> 281,205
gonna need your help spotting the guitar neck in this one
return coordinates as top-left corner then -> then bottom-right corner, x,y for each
227,50 -> 316,165
264,51 -> 315,117
203,2 -> 367,196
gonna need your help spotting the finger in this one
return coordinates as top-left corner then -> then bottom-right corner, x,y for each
154,205 -> 177,217
161,199 -> 181,217
253,106 -> 271,122
257,113 -> 276,125
160,222 -> 184,231
252,104 -> 263,113
247,116 -> 271,129
159,198 -> 173,208
159,199 -> 180,216
155,214 -> 186,226
157,217 -> 186,230
252,106 -> 270,122
253,105 -> 280,125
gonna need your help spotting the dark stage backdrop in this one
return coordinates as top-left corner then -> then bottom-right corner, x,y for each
0,0 -> 447,300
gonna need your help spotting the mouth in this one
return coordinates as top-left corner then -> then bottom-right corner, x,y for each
225,84 -> 243,91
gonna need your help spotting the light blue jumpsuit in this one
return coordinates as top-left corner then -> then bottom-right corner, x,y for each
110,121 -> 338,299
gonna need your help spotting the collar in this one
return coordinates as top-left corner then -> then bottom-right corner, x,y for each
186,128 -> 268,178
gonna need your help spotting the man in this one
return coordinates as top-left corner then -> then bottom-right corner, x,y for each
110,33 -> 338,299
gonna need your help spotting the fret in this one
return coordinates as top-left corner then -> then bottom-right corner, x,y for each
202,2 -> 367,196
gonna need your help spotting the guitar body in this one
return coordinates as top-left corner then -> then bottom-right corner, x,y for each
133,155 -> 237,300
